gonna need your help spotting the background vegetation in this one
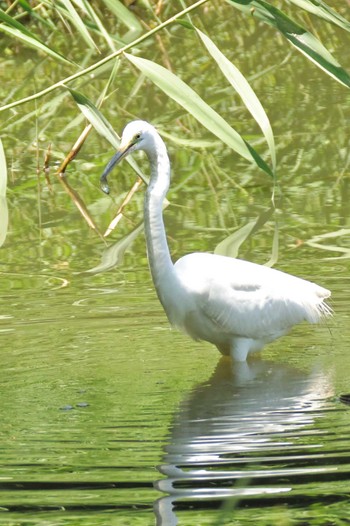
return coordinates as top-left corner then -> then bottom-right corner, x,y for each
1,0 -> 349,263
0,3 -> 349,524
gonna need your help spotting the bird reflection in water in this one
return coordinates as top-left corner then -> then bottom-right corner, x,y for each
153,357 -> 333,526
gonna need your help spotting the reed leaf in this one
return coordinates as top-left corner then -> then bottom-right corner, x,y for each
58,0 -> 99,51
124,53 -> 273,177
227,0 -> 350,88
0,8 -> 73,65
16,0 -> 55,29
57,174 -> 103,237
100,0 -> 142,40
69,88 -> 120,149
287,0 -> 350,33
196,28 -> 276,174
0,1 -> 214,114
265,221 -> 279,267
79,0 -> 117,51
0,6 -> 40,37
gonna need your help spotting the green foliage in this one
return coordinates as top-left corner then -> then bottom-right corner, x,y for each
69,88 -> 120,149
0,8 -> 349,524
228,0 -> 350,87
124,51 -> 273,177
288,0 -> 350,32
0,0 -> 349,264
196,28 -> 276,173
0,0 -> 349,180
0,5 -> 73,64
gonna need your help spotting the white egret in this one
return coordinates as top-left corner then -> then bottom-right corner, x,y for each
100,120 -> 332,361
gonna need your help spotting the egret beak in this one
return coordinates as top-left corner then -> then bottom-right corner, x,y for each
100,142 -> 133,195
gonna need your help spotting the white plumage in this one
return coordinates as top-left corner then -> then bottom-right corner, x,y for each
100,120 -> 331,361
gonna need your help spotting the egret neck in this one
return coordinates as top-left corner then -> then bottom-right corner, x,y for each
143,134 -> 179,314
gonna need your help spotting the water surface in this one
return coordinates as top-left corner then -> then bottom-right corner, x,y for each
1,3 -> 350,525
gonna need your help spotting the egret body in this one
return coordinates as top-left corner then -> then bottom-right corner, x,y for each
100,120 -> 331,361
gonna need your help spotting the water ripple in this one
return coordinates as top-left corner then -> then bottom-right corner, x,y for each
154,358 -> 349,525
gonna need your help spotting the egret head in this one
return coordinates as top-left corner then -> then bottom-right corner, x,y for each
100,120 -> 157,194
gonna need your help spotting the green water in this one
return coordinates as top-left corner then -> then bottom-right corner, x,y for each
1,2 -> 350,525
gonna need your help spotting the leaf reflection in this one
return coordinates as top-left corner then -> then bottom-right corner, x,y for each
83,222 -> 144,275
305,228 -> 350,260
214,206 -> 277,264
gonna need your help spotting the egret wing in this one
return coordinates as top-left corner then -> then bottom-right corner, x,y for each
201,279 -> 305,339
176,253 -> 330,340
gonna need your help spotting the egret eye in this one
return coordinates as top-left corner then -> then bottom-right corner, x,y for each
135,133 -> 141,140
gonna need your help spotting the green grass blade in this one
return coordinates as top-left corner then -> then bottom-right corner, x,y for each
100,0 -> 142,39
196,28 -> 276,174
0,8 -> 73,65
0,138 -> 8,248
288,0 -> 350,33
0,0 -> 210,114
17,0 -> 55,29
79,0 -> 117,51
0,6 -> 37,38
125,53 -> 273,177
59,0 -> 99,51
227,0 -> 350,88
288,31 -> 350,86
69,88 -> 120,148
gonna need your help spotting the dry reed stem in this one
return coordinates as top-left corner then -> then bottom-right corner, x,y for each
54,123 -> 106,240
56,123 -> 93,175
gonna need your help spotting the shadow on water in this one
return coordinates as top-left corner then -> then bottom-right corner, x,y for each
153,357 -> 341,525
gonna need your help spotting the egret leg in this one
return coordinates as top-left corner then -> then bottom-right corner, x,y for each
230,338 -> 255,362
